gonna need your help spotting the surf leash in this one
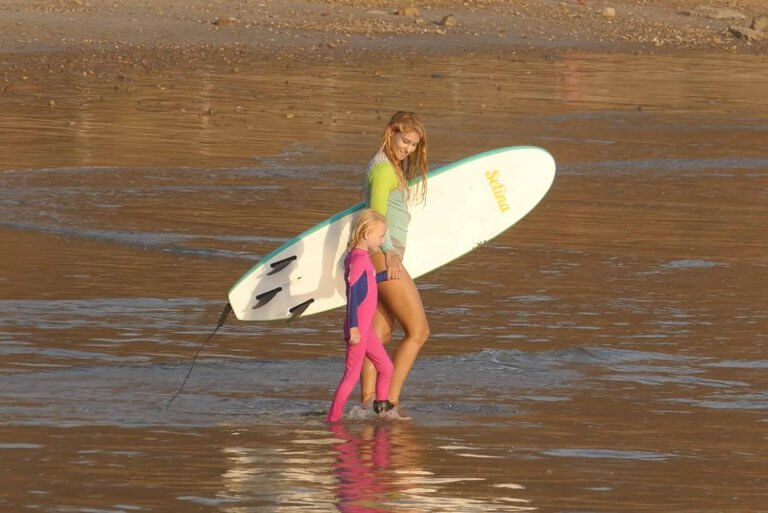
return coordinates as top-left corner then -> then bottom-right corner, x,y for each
165,302 -> 232,409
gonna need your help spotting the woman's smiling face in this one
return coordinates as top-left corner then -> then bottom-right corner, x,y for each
389,129 -> 421,162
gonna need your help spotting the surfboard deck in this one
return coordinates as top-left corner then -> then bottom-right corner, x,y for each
228,146 -> 556,321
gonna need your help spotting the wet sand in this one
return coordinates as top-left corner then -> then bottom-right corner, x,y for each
2,2 -> 768,513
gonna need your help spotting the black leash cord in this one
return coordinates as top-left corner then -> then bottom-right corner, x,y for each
165,302 -> 232,409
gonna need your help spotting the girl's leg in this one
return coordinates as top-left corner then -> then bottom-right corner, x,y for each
377,267 -> 429,405
364,329 -> 394,401
327,336 -> 369,422
360,252 -> 395,405
360,303 -> 394,404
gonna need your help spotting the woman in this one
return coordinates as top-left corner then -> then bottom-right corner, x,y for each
359,111 -> 430,409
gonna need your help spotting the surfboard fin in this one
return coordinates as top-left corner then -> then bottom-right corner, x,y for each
268,255 -> 297,275
252,287 -> 282,309
287,298 -> 314,322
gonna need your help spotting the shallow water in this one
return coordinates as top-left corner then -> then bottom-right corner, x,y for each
1,51 -> 767,512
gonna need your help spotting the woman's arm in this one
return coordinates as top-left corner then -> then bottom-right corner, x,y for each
383,252 -> 403,280
367,162 -> 397,253
368,163 -> 404,279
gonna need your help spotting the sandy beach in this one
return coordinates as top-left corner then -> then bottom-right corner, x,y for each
1,0 -> 767,77
2,0 -> 768,56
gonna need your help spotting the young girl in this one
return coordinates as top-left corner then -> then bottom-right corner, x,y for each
327,209 -> 397,422
360,111 -> 430,410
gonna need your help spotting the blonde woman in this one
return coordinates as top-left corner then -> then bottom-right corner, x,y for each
360,111 -> 430,410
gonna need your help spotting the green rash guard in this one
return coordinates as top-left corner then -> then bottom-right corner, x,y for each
363,151 -> 410,257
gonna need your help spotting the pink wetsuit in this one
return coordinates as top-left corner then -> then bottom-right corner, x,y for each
326,249 -> 393,422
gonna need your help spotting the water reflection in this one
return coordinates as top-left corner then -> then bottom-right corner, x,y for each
2,52 -> 767,173
331,421 -> 536,512
330,422 -> 394,513
219,422 -> 535,512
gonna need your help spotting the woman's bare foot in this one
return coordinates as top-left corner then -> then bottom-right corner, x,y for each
380,408 -> 411,421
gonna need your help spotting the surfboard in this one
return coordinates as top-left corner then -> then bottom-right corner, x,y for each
228,146 -> 556,321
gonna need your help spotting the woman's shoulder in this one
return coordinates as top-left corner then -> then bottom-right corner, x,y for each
368,150 -> 389,166
367,151 -> 394,173
367,151 -> 397,183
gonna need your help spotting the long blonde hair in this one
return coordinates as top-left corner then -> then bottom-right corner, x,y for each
380,111 -> 428,202
348,209 -> 387,250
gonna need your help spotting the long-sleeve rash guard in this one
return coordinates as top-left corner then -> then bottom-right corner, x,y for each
363,151 -> 411,256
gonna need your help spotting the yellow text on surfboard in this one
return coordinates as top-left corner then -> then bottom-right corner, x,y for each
485,170 -> 510,213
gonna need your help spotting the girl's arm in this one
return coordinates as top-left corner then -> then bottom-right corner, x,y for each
346,256 -> 371,344
346,271 -> 368,331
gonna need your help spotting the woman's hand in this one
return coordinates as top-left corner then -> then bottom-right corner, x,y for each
385,251 -> 403,280
349,327 -> 361,345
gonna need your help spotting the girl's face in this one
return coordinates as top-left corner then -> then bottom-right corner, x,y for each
363,221 -> 387,251
389,129 -> 421,162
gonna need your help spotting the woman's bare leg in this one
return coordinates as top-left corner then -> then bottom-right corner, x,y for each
361,252 -> 429,405
360,252 -> 429,405
378,269 -> 429,405
360,252 -> 394,405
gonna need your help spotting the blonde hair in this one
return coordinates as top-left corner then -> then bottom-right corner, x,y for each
348,209 -> 387,250
380,111 -> 428,202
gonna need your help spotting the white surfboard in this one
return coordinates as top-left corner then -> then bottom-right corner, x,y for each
228,146 -> 555,321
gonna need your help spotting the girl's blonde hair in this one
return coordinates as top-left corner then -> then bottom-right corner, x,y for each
380,111 -> 428,203
348,209 -> 387,250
